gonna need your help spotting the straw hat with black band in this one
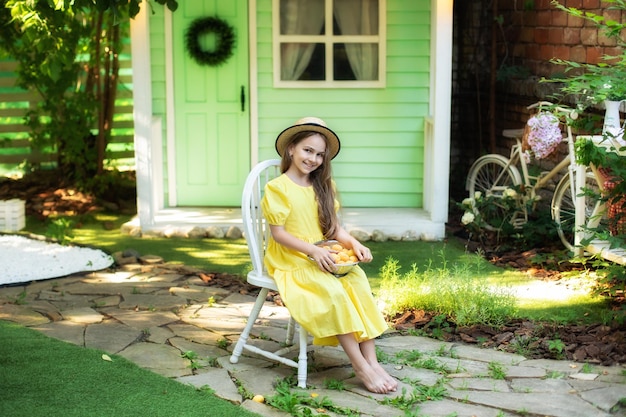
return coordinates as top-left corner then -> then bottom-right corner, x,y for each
275,117 -> 341,160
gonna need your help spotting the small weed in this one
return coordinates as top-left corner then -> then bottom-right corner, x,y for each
13,291 -> 28,305
132,287 -> 141,294
395,349 -> 423,365
435,344 -> 448,357
376,346 -> 392,363
510,335 -> 538,357
207,356 -> 219,367
487,361 -> 507,380
581,363 -> 595,374
216,338 -> 231,350
45,217 -> 74,244
610,398 -> 626,414
381,381 -> 447,410
547,338 -> 566,359
266,378 -> 357,416
207,296 -> 216,306
198,385 -> 215,395
546,370 -> 566,379
181,350 -> 201,370
235,381 -> 254,400
258,332 -> 270,341
405,328 -> 428,337
323,378 -> 345,391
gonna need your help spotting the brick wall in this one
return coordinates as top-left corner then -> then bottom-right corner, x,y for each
499,0 -> 625,78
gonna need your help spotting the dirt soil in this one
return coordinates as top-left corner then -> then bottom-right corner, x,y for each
1,172 -> 625,366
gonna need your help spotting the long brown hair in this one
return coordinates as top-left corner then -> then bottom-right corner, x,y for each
280,131 -> 339,238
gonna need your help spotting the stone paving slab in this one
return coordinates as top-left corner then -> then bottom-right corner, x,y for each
1,268 -> 625,417
446,389 -> 614,417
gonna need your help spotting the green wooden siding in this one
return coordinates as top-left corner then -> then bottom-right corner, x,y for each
255,0 -> 430,208
148,8 -> 170,201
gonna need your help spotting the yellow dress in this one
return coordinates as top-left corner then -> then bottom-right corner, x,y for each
261,174 -> 388,346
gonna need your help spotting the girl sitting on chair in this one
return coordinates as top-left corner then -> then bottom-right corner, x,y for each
261,117 -> 398,394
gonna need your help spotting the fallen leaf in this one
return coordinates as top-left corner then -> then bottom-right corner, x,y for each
102,354 -> 112,362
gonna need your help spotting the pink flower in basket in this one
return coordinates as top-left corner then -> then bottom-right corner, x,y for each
525,112 -> 562,160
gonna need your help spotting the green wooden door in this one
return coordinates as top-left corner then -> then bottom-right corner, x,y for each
173,1 -> 249,206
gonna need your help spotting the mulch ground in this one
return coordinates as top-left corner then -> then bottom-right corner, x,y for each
1,171 -> 625,366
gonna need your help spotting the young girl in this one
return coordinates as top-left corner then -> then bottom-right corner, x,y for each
261,117 -> 398,394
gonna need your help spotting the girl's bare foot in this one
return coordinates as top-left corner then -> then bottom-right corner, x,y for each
371,362 -> 398,391
355,363 -> 395,394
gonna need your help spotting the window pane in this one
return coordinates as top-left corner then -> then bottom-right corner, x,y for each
334,43 -> 378,81
280,43 -> 325,81
280,0 -> 325,35
333,0 -> 379,35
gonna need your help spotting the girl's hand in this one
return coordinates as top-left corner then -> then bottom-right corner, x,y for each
350,241 -> 373,263
309,245 -> 338,274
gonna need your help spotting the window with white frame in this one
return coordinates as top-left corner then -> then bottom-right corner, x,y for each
273,0 -> 386,88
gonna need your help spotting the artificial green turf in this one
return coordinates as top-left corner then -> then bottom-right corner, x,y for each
0,321 -> 261,417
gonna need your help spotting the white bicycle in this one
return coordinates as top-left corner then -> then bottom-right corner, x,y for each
465,101 -> 606,252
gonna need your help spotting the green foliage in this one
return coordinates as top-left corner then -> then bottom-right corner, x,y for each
378,257 -> 518,328
548,1 -> 626,104
0,1 -> 176,189
547,338 -> 566,358
266,378 -> 357,416
45,218 -> 75,244
487,361 -> 507,380
458,188 -> 560,252
380,382 -> 447,410
323,378 -> 345,391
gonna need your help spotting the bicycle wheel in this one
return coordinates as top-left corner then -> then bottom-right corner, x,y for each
466,154 -> 522,231
552,170 -> 605,252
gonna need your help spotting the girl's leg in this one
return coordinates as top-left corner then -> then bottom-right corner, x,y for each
337,334 -> 395,394
358,339 -> 398,391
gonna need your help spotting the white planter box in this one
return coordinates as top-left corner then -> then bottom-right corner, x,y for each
0,199 -> 26,232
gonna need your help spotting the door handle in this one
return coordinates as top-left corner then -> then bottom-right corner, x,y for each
240,85 -> 245,112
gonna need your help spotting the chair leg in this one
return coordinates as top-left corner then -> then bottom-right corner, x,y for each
230,287 -> 269,364
296,324 -> 308,388
285,317 -> 296,345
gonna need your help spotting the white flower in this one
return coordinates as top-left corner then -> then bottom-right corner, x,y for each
504,188 -> 517,198
474,191 -> 482,200
462,198 -> 474,208
461,211 -> 475,225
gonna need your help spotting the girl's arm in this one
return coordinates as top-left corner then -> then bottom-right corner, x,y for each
269,225 -> 338,273
334,227 -> 373,263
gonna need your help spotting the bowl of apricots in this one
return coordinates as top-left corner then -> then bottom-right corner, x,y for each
312,240 -> 359,277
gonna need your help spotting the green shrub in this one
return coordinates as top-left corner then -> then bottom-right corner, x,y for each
378,257 -> 517,328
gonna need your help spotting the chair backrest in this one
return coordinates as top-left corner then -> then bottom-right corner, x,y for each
241,159 -> 282,275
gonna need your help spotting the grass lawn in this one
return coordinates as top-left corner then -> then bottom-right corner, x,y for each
0,320 -> 261,417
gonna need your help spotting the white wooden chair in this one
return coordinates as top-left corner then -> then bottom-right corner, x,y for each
229,159 -> 310,388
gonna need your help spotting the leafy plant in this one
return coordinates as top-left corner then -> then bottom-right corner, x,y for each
266,378 -> 356,416
216,338 -> 231,350
323,378 -> 345,391
487,361 -> 507,380
45,218 -> 75,244
181,350 -> 201,371
547,338 -> 566,358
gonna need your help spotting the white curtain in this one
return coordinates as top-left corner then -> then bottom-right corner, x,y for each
280,0 -> 325,81
333,0 -> 378,80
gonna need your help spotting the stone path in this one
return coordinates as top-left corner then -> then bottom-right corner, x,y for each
0,262 -> 625,417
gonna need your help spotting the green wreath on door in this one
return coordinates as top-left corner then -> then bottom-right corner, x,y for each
185,16 -> 236,66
